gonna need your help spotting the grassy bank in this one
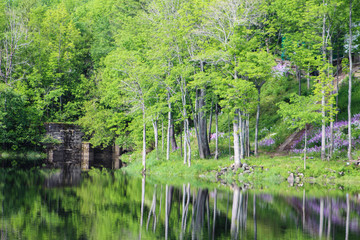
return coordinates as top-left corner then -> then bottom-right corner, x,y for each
121,149 -> 360,189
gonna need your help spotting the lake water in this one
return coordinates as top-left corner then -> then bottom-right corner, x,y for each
0,167 -> 359,240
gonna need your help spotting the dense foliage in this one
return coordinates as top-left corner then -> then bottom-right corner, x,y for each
1,0 -> 360,165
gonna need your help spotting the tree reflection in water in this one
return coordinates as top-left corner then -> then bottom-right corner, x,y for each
0,169 -> 359,240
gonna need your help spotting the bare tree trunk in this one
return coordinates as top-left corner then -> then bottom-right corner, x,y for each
240,113 -> 245,159
329,46 -> 334,160
296,65 -> 301,95
246,114 -> 250,157
197,61 -> 210,158
348,0 -> 353,160
186,118 -> 191,166
183,121 -> 187,165
198,88 -> 210,158
304,126 -> 307,170
336,53 -> 340,121
180,126 -> 183,157
167,92 -> 171,160
142,106 -> 146,172
208,99 -> 213,143
170,121 -> 177,152
233,111 -> 241,167
152,119 -> 158,159
228,114 -> 231,160
307,64 -> 310,90
321,3 -> 327,160
254,87 -> 260,156
162,120 -> 164,152
215,104 -> 219,160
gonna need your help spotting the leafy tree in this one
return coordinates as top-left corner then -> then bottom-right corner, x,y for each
278,94 -> 322,169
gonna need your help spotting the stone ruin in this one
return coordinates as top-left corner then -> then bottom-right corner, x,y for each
44,123 -> 121,170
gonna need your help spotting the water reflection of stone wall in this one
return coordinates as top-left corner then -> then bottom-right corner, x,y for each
44,123 -> 120,170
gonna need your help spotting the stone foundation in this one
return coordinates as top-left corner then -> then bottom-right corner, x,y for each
44,123 -> 121,169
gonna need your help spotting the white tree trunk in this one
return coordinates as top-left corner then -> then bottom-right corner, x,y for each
152,119 -> 158,158
167,93 -> 171,160
254,88 -> 260,156
304,126 -> 307,170
233,111 -> 241,167
183,121 -> 187,165
142,106 -> 146,171
162,120 -> 164,153
240,113 -> 244,159
215,104 -> 219,160
348,0 -> 353,160
321,0 -> 327,161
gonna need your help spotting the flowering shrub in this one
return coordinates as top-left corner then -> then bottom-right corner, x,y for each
272,62 -> 289,76
210,132 -> 225,140
259,137 -> 275,147
291,114 -> 360,154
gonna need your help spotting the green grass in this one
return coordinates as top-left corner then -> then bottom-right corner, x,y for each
122,148 -> 360,191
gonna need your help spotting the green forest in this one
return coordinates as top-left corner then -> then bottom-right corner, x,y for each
1,0 -> 360,172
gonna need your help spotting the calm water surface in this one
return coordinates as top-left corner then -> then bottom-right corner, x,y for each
0,167 -> 359,240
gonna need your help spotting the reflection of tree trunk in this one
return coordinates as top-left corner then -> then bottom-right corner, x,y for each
231,187 -> 240,238
147,185 -> 157,232
180,184 -> 190,239
165,185 -> 169,240
253,194 -> 257,240
302,190 -> 306,229
165,185 -> 174,240
159,185 -> 163,223
191,189 -> 196,239
225,192 -> 229,233
212,189 -> 217,240
192,189 -> 209,239
345,193 -> 350,240
139,176 -> 146,239
206,192 -> 211,239
319,198 -> 324,239
327,198 -> 331,240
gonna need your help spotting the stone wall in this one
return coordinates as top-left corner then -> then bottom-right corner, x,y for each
44,123 -> 121,170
